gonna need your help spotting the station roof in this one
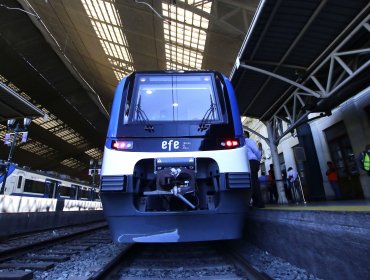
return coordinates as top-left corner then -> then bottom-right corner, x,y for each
231,0 -> 370,122
0,0 -> 368,179
0,82 -> 45,122
0,0 -> 257,179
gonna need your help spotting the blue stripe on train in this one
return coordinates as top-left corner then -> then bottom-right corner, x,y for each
107,77 -> 127,138
0,164 -> 17,184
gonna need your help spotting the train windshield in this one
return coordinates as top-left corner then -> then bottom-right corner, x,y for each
127,73 -> 220,123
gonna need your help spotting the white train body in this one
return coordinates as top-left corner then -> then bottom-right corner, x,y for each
0,164 -> 101,213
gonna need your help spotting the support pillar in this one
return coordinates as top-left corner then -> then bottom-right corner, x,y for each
265,121 -> 288,204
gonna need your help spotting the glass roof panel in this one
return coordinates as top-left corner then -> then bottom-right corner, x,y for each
81,0 -> 134,80
0,74 -> 102,169
85,148 -> 103,159
162,0 -> 212,70
60,158 -> 86,170
19,140 -> 57,158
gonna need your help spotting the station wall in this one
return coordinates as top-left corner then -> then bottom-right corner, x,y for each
246,87 -> 370,200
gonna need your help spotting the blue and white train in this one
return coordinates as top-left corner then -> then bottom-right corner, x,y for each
0,163 -> 99,201
100,70 -> 251,242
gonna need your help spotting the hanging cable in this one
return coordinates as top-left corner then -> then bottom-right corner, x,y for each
0,3 -> 39,18
18,0 -> 110,118
134,0 -> 171,24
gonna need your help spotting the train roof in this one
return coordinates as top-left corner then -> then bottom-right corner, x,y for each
126,70 -> 224,76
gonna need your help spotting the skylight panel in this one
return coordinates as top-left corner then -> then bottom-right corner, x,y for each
19,140 -> 57,157
34,113 -> 88,148
81,0 -> 134,80
60,158 -> 85,170
0,74 -> 102,168
162,0 -> 212,70
85,147 -> 103,160
0,124 -> 8,142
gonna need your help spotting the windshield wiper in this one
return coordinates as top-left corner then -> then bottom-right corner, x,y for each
135,96 -> 154,132
198,96 -> 217,131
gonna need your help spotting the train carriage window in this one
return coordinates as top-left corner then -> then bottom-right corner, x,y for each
24,179 -> 45,194
59,185 -> 71,198
17,176 -> 23,189
80,188 -> 89,200
129,74 -> 221,122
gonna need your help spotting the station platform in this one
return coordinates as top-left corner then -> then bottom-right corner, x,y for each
239,199 -> 370,280
263,199 -> 370,212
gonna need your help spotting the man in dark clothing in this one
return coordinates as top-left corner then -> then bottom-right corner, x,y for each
268,164 -> 278,203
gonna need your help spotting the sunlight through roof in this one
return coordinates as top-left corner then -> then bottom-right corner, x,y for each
81,0 -> 134,80
162,0 -> 212,70
61,157 -> 86,170
0,74 -> 102,168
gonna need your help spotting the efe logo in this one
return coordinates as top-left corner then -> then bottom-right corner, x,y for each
162,140 -> 179,151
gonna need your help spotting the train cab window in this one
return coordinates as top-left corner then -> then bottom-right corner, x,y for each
17,176 -> 23,189
24,179 -> 45,194
129,74 -> 221,122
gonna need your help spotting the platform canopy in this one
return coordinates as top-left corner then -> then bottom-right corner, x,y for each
0,0 -> 369,179
0,0 -> 258,179
231,0 -> 370,143
0,82 -> 46,122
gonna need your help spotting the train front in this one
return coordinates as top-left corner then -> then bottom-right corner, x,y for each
100,70 -> 252,242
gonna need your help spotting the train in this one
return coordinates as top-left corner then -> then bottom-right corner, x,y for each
0,162 -> 99,201
100,70 -> 251,242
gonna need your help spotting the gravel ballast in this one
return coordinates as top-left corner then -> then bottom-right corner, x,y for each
30,241 -> 323,279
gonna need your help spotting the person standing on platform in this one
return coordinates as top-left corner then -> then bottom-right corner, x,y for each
281,169 -> 291,201
326,161 -> 342,200
358,144 -> 370,176
287,167 -> 301,203
268,164 -> 278,203
244,132 -> 264,208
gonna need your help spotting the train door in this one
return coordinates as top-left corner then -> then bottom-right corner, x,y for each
89,188 -> 99,201
9,171 -> 25,195
75,185 -> 81,200
70,184 -> 78,200
79,187 -> 89,200
44,179 -> 59,198
325,122 -> 363,199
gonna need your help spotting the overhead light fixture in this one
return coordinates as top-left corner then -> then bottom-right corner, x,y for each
7,119 -> 16,129
23,117 -> 32,128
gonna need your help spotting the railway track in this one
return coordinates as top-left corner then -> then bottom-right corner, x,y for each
90,242 -> 272,280
0,222 -> 112,279
0,225 -> 272,279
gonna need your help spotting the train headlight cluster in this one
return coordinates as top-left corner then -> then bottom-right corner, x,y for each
112,140 -> 134,150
